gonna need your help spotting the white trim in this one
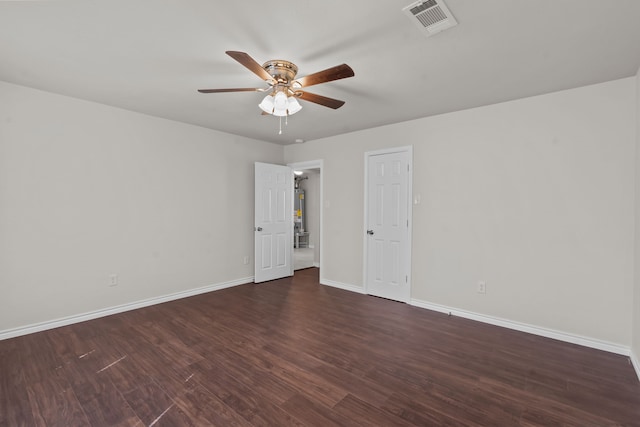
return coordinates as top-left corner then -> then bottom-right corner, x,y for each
318,279 -> 632,357
321,279 -> 367,294
631,350 -> 640,382
313,262 -> 320,268
0,276 -> 253,341
363,145 -> 413,303
288,159 -> 323,171
411,298 -> 631,356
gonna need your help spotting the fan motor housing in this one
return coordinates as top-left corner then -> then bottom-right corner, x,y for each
263,60 -> 298,83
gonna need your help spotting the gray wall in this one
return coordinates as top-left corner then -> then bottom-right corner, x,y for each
285,77 -> 636,348
2,73 -> 639,375
633,67 -> 640,372
299,170 -> 320,265
0,81 -> 283,333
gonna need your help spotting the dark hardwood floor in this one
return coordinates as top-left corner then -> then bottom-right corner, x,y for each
1,268 -> 639,426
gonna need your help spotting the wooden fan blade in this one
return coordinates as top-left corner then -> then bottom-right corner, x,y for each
296,64 -> 354,88
297,91 -> 345,109
226,51 -> 273,82
198,88 -> 262,93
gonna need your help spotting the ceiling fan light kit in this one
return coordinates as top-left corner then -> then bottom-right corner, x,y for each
198,51 -> 354,134
259,90 -> 302,117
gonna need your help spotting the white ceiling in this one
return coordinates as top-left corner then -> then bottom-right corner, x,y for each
1,0 -> 640,145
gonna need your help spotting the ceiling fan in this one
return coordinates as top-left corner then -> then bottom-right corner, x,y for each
198,51 -> 355,118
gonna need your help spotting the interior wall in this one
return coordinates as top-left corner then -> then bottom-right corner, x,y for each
0,81 -> 284,333
285,77 -> 636,347
300,170 -> 320,264
633,66 -> 640,369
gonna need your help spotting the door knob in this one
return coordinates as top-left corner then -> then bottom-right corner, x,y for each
367,230 -> 374,235
255,226 -> 263,232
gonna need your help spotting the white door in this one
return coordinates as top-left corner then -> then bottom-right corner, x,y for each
365,148 -> 412,302
254,162 -> 293,283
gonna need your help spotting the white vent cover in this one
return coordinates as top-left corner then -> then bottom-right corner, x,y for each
402,0 -> 458,37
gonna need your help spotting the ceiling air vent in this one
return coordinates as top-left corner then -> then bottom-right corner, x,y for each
402,0 -> 458,37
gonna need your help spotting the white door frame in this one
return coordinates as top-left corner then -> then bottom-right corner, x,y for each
287,159 -> 323,276
363,146 -> 413,302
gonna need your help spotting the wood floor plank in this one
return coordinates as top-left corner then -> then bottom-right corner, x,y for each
62,352 -> 142,426
0,340 -> 36,427
191,349 -> 299,406
280,393 -> 345,427
122,380 -> 193,426
26,376 -> 90,427
172,384 -> 251,426
16,332 -> 64,385
104,351 -> 159,395
69,386 -> 141,427
477,376 -> 619,427
381,391 -> 483,426
307,363 -> 391,407
122,343 -> 199,399
332,393 -> 415,427
1,268 -> 639,426
44,327 -> 95,364
0,384 -> 36,427
195,361 -> 306,426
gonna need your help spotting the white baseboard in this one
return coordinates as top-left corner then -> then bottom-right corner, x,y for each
320,278 -> 366,294
313,262 -> 320,268
631,350 -> 640,382
0,276 -> 253,341
411,299 -> 630,356
315,282 -> 631,357
4,275 -> 635,369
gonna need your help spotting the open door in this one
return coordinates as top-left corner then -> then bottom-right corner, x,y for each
254,162 -> 293,283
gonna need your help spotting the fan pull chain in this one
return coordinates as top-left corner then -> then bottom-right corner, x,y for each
279,116 -> 282,135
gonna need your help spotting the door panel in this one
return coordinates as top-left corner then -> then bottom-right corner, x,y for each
255,162 -> 293,283
366,150 -> 411,302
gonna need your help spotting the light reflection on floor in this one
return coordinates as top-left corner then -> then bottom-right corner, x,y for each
294,247 -> 314,270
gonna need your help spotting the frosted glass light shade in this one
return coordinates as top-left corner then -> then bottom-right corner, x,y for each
260,91 -> 302,116
287,96 -> 302,114
274,91 -> 287,108
258,94 -> 275,114
272,91 -> 288,116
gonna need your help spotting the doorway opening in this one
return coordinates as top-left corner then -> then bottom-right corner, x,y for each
288,160 -> 323,273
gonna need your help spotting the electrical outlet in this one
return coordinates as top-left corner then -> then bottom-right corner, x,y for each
477,281 -> 486,294
243,256 -> 250,265
109,274 -> 118,287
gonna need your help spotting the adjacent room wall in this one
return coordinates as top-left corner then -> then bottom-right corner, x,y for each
633,66 -> 640,374
285,77 -> 636,348
0,81 -> 283,334
300,170 -> 320,265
